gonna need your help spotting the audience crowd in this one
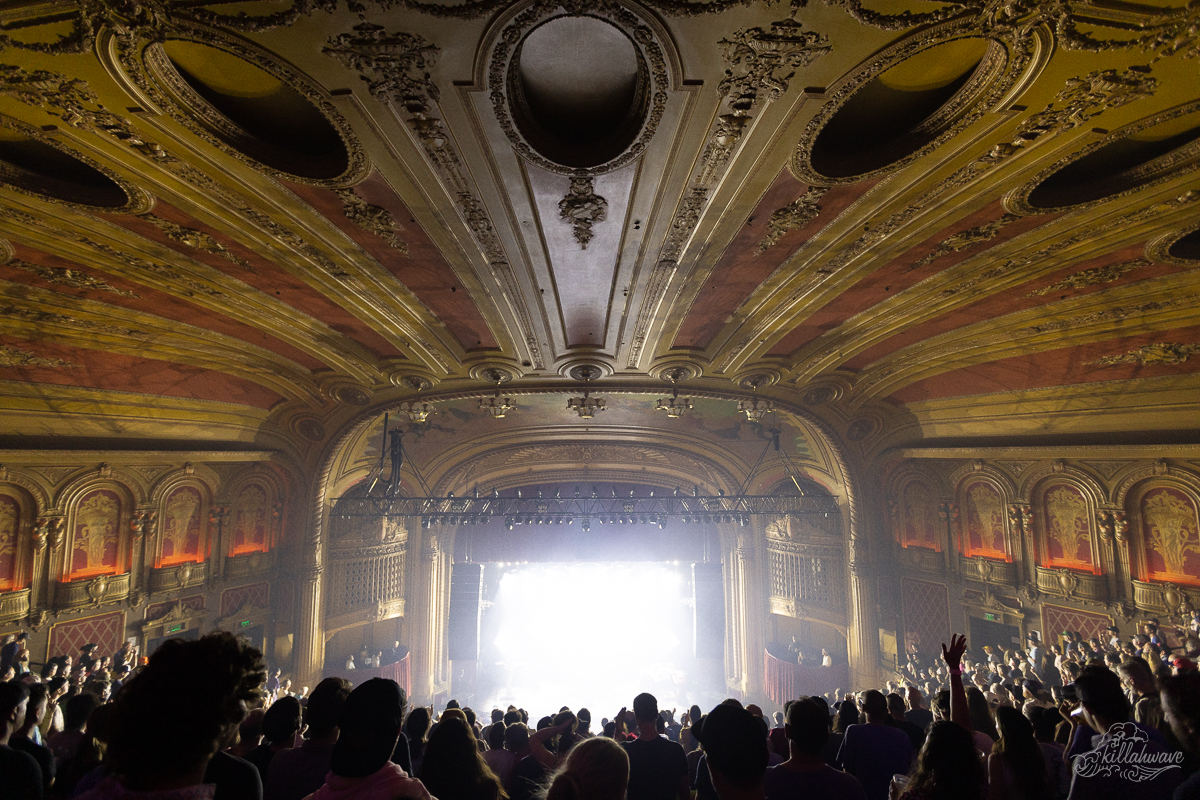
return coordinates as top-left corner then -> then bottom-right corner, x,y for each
2,623 -> 1200,800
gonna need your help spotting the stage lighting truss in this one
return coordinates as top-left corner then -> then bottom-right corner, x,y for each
337,492 -> 838,528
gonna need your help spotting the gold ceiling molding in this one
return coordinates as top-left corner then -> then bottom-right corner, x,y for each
323,22 -> 544,370
1088,343 -> 1200,368
138,213 -> 252,270
816,0 -> 1200,62
799,189 -> 1200,397
629,15 -> 832,368
1026,258 -> 1153,297
907,213 -> 1021,272
1,260 -> 139,297
0,344 -> 75,369
1147,222 -> 1200,267
849,270 -> 1200,403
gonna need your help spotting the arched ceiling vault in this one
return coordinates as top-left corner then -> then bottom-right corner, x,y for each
0,0 -> 1197,464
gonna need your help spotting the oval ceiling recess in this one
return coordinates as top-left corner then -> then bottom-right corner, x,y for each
809,37 -> 994,180
159,40 -> 350,180
0,126 -> 129,208
510,16 -> 648,169
1026,107 -> 1200,210
1169,227 -> 1200,261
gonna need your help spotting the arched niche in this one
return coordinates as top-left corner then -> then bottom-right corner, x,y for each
1127,478 -> 1200,587
953,469 -> 1015,562
59,478 -> 137,582
0,484 -> 37,593
152,480 -> 212,568
223,467 -> 284,558
887,466 -> 947,553
1029,477 -> 1103,575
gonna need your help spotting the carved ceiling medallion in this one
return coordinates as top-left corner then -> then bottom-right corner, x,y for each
487,0 -> 670,176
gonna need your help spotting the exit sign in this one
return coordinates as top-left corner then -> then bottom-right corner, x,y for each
168,624 -> 184,633
240,620 -> 251,628
985,613 -> 997,621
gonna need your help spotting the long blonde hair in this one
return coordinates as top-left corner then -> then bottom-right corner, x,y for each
544,737 -> 629,800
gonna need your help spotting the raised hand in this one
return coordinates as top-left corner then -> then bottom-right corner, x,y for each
941,633 -> 967,670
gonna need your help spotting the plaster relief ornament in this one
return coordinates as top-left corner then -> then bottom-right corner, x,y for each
73,491 -> 119,574
758,187 -> 827,253
1089,343 -> 1200,368
1142,489 -> 1200,577
162,487 -> 200,563
966,482 -> 1006,556
1045,486 -> 1091,565
559,176 -> 608,249
0,496 -> 16,587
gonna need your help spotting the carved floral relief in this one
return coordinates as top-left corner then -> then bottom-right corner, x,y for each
900,480 -> 940,551
230,484 -> 269,556
158,486 -> 204,567
0,494 -> 19,590
1041,484 -> 1095,571
962,481 -> 1007,559
70,489 -> 122,578
1141,487 -> 1200,585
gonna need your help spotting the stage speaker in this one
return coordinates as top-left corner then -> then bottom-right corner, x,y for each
448,563 -> 483,661
693,561 -> 724,659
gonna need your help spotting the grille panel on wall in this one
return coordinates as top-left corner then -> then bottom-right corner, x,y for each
766,543 -> 846,612
334,552 -> 406,611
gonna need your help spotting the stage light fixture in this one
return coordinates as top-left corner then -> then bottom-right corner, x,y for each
738,398 -> 773,422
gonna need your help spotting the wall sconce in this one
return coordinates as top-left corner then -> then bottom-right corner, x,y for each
656,369 -> 693,418
479,369 -> 515,418
738,398 -> 773,423
567,365 -> 606,419
398,401 -> 434,423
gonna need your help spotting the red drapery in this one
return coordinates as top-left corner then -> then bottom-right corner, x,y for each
763,649 -> 848,706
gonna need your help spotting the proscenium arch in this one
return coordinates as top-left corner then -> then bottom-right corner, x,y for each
302,388 -> 870,690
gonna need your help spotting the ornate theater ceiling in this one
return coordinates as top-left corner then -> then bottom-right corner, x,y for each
0,0 -> 1198,469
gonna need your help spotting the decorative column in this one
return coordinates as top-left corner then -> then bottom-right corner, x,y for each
846,531 -> 878,690
208,505 -> 229,589
130,509 -> 155,602
41,516 -> 65,608
408,532 -> 450,705
294,563 -> 324,687
1007,503 -> 1033,582
735,530 -> 765,699
27,517 -> 51,629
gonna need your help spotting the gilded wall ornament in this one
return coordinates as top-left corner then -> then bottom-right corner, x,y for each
558,176 -> 608,250
1028,297 -> 1194,335
325,22 -> 543,369
628,16 -> 830,367
1027,259 -> 1151,296
909,214 -> 1020,271
4,260 -> 139,297
139,215 -> 252,270
758,187 -> 827,253
0,344 -> 75,368
336,189 -> 409,255
1088,343 -> 1200,368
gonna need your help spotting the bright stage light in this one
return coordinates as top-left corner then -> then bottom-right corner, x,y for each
482,562 -> 694,722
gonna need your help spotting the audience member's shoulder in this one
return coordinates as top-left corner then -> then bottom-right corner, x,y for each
0,744 -> 43,800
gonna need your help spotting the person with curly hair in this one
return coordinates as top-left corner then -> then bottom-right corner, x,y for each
75,630 -> 266,799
